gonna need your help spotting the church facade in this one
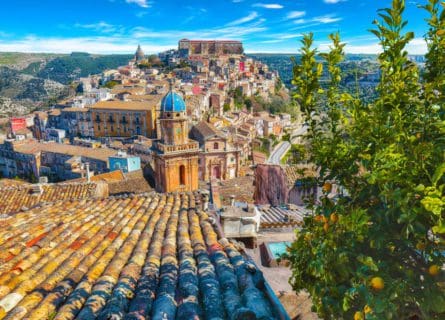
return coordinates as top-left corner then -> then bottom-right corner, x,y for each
152,88 -> 199,193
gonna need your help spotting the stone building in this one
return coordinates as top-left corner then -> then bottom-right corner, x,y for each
152,88 -> 199,193
0,139 -> 116,181
90,99 -> 159,138
190,121 -> 240,181
178,39 -> 243,58
59,107 -> 93,138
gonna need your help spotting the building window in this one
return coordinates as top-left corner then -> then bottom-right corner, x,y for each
214,142 -> 219,150
179,165 -> 186,185
136,126 -> 141,135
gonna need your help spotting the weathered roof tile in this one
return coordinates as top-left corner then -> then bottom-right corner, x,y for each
0,193 -> 284,319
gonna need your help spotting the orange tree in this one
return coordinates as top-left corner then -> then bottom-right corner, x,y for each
287,0 -> 445,319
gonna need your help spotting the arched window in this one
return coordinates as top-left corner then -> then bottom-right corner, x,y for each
179,165 -> 186,185
214,142 -> 219,150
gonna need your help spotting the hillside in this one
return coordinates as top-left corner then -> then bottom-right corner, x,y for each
0,52 -> 133,117
25,52 -> 133,84
248,53 -> 425,103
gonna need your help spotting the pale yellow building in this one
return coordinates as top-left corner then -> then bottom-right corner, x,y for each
91,99 -> 160,138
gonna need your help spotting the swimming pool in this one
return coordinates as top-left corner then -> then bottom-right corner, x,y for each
260,241 -> 292,267
267,241 -> 291,259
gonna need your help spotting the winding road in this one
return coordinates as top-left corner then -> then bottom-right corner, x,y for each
267,124 -> 308,164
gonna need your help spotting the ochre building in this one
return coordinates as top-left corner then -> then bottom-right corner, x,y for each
153,89 -> 199,193
91,99 -> 159,138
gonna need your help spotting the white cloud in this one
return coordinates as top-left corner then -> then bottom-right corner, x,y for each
0,36 -> 172,54
286,11 -> 306,19
74,21 -> 118,34
130,17 -> 267,42
126,0 -> 149,8
324,0 -> 346,3
253,3 -> 284,9
290,14 -> 342,29
313,15 -> 342,23
226,12 -> 259,26
316,37 -> 427,54
261,39 -> 284,43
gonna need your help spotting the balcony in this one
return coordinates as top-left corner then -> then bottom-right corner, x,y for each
108,119 -> 115,123
155,141 -> 200,154
120,119 -> 128,124
95,118 -> 101,123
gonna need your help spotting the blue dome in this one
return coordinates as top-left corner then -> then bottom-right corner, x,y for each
161,91 -> 186,112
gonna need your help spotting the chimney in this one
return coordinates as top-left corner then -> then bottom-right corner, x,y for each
31,184 -> 43,195
86,162 -> 91,182
38,176 -> 48,184
230,195 -> 235,207
201,190 -> 210,211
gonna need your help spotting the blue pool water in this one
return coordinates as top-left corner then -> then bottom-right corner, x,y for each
268,241 -> 291,259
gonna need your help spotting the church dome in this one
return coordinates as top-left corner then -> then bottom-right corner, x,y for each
135,45 -> 145,62
161,91 -> 186,112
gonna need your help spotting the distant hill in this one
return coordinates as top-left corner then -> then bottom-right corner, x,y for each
248,53 -> 380,88
248,53 -> 386,103
0,52 -> 133,117
26,52 -> 133,84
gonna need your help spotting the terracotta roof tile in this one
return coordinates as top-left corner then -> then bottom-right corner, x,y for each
12,141 -> 116,162
0,193 -> 283,319
257,205 -> 309,229
90,170 -> 125,182
190,121 -> 224,141
283,165 -> 318,187
0,182 -> 106,215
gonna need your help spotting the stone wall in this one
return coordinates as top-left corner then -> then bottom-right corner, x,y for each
253,164 -> 288,206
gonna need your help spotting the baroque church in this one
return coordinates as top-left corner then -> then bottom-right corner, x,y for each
152,86 -> 200,193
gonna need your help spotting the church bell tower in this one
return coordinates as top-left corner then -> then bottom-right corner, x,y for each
152,82 -> 199,193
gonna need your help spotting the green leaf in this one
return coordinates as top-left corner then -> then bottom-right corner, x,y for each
357,255 -> 379,271
432,163 -> 445,185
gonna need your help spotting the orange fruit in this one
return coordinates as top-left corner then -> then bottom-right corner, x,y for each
323,223 -> 329,232
370,277 -> 384,291
322,182 -> 332,193
314,215 -> 323,223
364,305 -> 372,314
429,265 -> 440,276
330,213 -> 338,223
354,311 -> 364,320
416,242 -> 426,251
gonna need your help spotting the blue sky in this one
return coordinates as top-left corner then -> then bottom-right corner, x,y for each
0,0 -> 431,54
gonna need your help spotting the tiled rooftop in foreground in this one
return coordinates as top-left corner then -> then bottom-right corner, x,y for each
0,182 -> 106,215
0,192 -> 284,319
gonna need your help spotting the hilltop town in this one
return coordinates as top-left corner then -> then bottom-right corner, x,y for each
0,39 -> 317,319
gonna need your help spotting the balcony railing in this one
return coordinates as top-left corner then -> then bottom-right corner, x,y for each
155,141 -> 199,154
